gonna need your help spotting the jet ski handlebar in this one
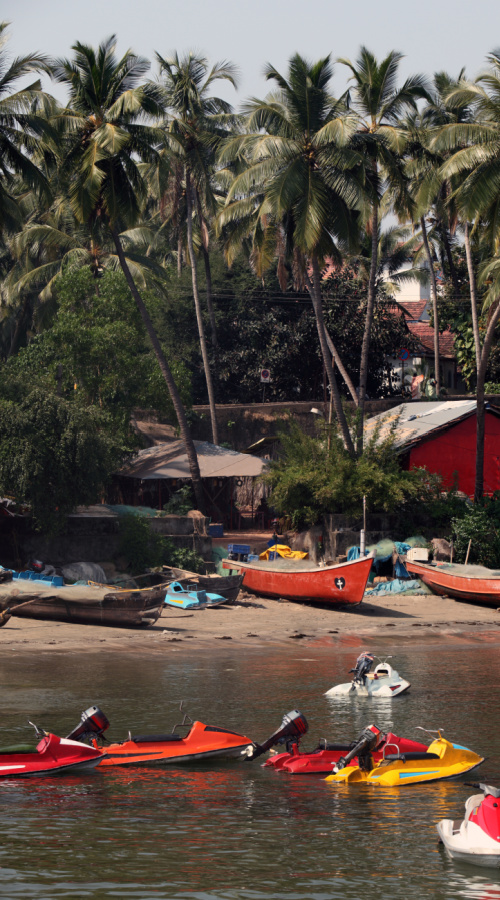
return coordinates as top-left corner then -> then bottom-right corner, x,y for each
242,710 -> 308,761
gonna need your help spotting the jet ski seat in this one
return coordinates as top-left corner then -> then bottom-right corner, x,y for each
384,751 -> 440,762
130,733 -> 183,743
0,744 -> 38,754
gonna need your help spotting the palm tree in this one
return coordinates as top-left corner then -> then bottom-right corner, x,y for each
218,54 -> 364,455
433,50 -> 500,500
337,47 -> 428,450
0,22 -> 52,232
153,52 -> 239,445
52,36 -> 205,510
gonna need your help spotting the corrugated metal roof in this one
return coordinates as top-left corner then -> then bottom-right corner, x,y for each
364,400 -> 478,449
119,440 -> 269,481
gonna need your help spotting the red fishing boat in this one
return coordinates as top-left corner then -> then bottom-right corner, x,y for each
405,560 -> 500,608
0,724 -> 102,778
222,555 -> 372,605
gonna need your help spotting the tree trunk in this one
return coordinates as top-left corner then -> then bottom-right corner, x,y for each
202,244 -> 217,347
420,215 -> 441,396
177,236 -> 183,278
307,256 -> 355,456
356,198 -> 379,454
464,221 -> 481,370
185,169 -> 219,445
324,329 -> 359,405
111,227 -> 205,513
474,300 -> 500,502
440,223 -> 460,297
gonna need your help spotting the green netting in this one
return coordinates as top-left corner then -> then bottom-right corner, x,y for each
105,505 -> 159,518
404,535 -> 428,548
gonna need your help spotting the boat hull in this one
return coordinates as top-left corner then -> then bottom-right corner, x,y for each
95,719 -> 252,767
406,561 -> 500,608
0,734 -> 102,778
325,738 -> 484,786
264,732 -> 428,774
1,581 -> 165,627
222,556 -> 372,605
437,819 -> 500,867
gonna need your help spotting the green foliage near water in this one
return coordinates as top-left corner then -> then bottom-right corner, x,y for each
118,513 -> 205,574
264,415 -> 427,529
451,502 -> 500,567
0,387 -> 122,533
3,269 -> 191,436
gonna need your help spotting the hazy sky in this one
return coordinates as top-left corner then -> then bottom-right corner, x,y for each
5,0 -> 500,104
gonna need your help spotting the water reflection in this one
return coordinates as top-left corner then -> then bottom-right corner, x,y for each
1,642 -> 499,899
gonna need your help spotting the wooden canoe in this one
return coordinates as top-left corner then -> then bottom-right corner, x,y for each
405,560 -> 500,608
222,555 -> 373,605
0,579 -> 165,627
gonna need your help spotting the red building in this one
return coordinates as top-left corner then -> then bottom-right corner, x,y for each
366,400 -> 500,496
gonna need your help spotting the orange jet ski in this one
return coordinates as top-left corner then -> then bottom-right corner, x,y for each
67,705 -> 254,766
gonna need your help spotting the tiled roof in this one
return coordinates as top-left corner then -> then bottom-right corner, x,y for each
408,322 -> 456,358
398,300 -> 428,322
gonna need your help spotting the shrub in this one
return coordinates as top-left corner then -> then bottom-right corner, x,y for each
451,505 -> 500,567
162,485 -> 194,516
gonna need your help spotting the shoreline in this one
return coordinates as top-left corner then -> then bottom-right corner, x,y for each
2,590 -> 500,655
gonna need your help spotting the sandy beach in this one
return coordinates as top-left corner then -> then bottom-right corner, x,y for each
2,588 -> 500,654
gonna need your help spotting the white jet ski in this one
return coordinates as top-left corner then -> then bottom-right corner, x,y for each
325,652 -> 410,698
437,783 -> 500,868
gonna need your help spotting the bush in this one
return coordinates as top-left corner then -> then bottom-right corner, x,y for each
162,486 -> 194,516
118,514 -> 170,572
118,513 -> 206,574
451,505 -> 500,567
264,415 -> 428,529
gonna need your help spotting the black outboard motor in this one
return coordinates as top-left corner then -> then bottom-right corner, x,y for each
333,724 -> 383,773
350,651 -> 375,687
243,710 -> 308,761
66,706 -> 110,743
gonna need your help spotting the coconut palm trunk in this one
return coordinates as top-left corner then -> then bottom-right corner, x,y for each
464,222 -> 482,368
356,199 -> 379,453
420,215 -> 441,396
324,329 -> 359,404
201,244 -> 217,347
308,256 -> 355,455
184,170 -> 219,444
474,300 -> 500,502
111,227 -> 205,512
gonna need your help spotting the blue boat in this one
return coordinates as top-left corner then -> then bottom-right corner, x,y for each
164,582 -> 229,610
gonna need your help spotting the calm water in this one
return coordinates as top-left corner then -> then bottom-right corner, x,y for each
2,640 -> 500,900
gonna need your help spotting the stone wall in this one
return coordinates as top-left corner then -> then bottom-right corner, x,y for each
0,512 -> 212,570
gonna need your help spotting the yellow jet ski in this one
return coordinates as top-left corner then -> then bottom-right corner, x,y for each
324,724 -> 484,787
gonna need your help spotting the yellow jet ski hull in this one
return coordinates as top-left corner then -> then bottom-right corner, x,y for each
325,738 -> 484,786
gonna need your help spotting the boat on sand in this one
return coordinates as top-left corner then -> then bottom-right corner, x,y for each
222,555 -> 372,605
405,560 -> 500,608
0,575 -> 165,627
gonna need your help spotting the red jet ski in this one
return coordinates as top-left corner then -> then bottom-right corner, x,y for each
0,721 -> 103,778
262,726 -> 429,774
68,706 -> 310,767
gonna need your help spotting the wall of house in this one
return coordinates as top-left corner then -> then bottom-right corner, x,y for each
403,411 -> 500,495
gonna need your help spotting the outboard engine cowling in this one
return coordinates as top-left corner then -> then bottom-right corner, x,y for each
333,723 -> 383,773
67,706 -> 110,742
243,710 -> 308,761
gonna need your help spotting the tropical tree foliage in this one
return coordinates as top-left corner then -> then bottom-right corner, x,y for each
2,28 -> 500,525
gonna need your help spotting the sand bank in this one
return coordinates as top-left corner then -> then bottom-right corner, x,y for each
2,589 -> 500,654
